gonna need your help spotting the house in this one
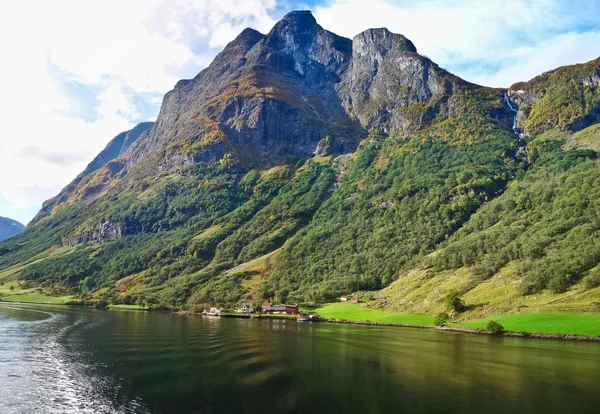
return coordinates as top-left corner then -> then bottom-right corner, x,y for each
340,295 -> 348,302
272,305 -> 286,314
238,303 -> 254,313
285,304 -> 299,314
351,296 -> 359,304
261,303 -> 300,314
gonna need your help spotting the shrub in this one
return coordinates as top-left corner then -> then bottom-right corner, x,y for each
583,269 -> 600,290
486,320 -> 504,335
434,312 -> 450,326
444,290 -> 466,312
95,299 -> 109,309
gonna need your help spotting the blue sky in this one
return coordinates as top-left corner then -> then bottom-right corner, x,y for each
1,0 -> 599,225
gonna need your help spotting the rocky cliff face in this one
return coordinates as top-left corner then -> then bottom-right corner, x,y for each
62,221 -> 124,247
338,28 -> 475,135
508,57 -> 600,136
116,10 -> 502,179
125,11 -> 362,174
0,217 -> 25,241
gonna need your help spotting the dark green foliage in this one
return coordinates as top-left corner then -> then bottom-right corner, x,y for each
434,312 -> 450,326
6,159 -> 336,307
486,320 -> 504,334
444,290 -> 466,312
270,128 -> 519,301
583,268 -> 600,290
432,141 -> 600,295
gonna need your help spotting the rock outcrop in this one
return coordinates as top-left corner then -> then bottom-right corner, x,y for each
509,57 -> 600,136
62,221 -> 124,246
339,28 -> 474,135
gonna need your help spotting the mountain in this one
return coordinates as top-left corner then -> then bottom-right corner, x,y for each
0,217 -> 25,241
1,11 -> 600,317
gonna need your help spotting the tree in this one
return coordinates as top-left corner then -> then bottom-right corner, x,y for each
137,296 -> 145,309
444,290 -> 466,312
434,312 -> 450,326
486,320 -> 504,335
10,285 -> 14,291
82,276 -> 94,292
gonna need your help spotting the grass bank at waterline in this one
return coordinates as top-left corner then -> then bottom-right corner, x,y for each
458,313 -> 600,336
312,303 -> 600,338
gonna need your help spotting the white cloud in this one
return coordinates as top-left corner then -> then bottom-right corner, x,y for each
314,0 -> 600,87
0,0 -> 277,224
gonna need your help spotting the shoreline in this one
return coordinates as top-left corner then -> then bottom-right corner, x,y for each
320,317 -> 600,343
2,299 -> 600,342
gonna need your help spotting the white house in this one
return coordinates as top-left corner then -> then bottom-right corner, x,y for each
238,303 -> 254,313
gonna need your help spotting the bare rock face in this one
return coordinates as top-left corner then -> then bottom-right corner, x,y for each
126,10 -> 363,172
339,28 -> 473,135
62,221 -> 124,246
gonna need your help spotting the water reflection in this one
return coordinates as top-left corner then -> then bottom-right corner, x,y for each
1,304 -> 600,414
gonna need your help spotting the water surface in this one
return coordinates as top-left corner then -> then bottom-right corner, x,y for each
1,303 -> 599,413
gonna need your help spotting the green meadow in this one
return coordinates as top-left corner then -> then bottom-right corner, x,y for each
458,313 -> 600,336
312,303 -> 600,337
0,280 -> 72,304
312,303 -> 435,326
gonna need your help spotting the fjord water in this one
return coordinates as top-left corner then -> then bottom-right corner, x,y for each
1,304 -> 600,414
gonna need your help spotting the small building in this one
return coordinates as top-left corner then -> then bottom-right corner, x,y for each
262,303 -> 299,314
351,296 -> 359,304
285,304 -> 299,314
340,295 -> 348,302
238,303 -> 254,313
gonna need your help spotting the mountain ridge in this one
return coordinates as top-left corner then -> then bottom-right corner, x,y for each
1,10 -> 600,316
0,217 -> 25,241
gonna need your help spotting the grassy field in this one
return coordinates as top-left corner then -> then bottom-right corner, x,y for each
458,313 -> 600,336
313,303 -> 435,326
312,303 -> 600,336
109,304 -> 147,310
0,292 -> 72,304
0,280 -> 72,304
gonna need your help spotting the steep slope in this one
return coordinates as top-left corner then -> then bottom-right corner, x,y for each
0,11 -> 599,315
508,57 -> 600,136
0,217 -> 25,241
33,122 -> 154,224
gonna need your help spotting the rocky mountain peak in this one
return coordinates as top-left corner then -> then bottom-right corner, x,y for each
279,10 -> 317,28
354,28 -> 417,55
259,10 -> 351,77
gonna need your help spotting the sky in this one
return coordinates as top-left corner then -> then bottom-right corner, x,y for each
0,0 -> 599,225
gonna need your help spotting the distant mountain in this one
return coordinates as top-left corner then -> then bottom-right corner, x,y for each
1,10 -> 599,317
0,217 -> 25,241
